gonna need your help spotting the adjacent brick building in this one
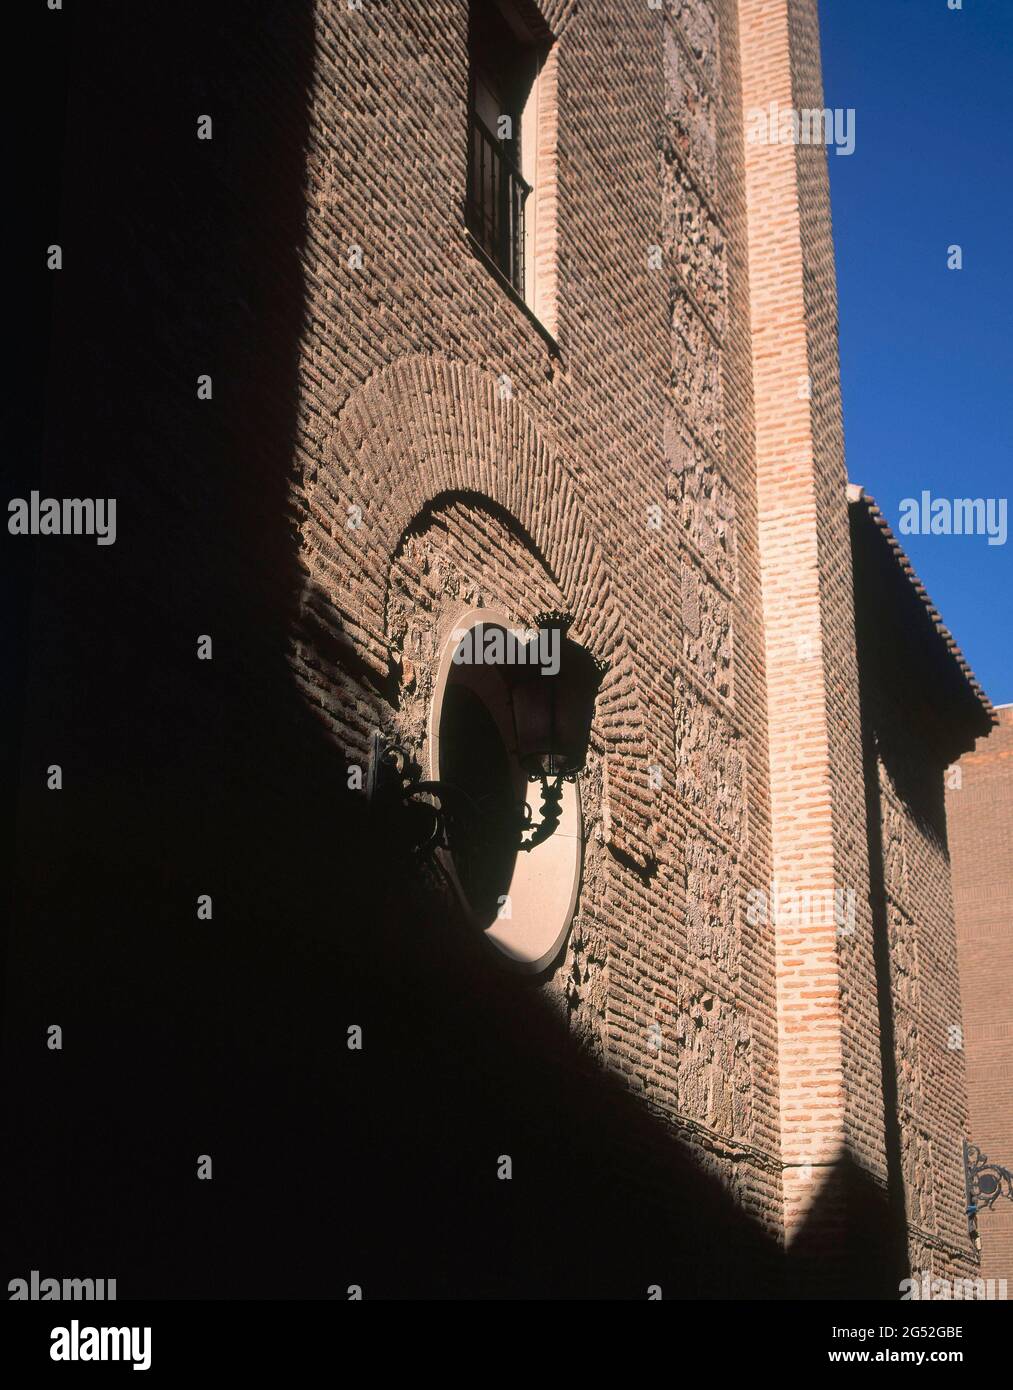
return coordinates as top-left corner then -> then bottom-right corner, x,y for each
850,489 -> 996,1290
2,0 -> 997,1298
947,706 -> 1013,1289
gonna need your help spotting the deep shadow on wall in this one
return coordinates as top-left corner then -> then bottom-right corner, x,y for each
3,0 -> 899,1299
848,495 -> 992,1294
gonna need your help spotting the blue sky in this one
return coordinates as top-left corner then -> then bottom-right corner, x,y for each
818,0 -> 1012,705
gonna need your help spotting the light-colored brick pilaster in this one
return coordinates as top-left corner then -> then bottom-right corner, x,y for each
738,0 -> 888,1267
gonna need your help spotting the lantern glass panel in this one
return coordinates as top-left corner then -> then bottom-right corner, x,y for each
507,625 -> 603,778
509,661 -> 560,777
553,643 -> 601,773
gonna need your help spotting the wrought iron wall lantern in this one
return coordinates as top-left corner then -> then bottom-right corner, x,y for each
367,613 -> 607,858
963,1141 -> 1013,1252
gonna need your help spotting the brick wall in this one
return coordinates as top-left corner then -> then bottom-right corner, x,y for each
5,0 -> 784,1298
850,493 -> 993,1289
948,706 -> 1013,1287
296,0 -> 785,1284
738,0 -> 892,1294
3,0 -> 993,1299
739,0 -> 990,1296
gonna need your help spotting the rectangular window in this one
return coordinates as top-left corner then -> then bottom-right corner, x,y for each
466,1 -> 556,332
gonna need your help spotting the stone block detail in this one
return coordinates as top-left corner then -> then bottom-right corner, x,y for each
662,154 -> 727,339
668,0 -> 720,91
903,1129 -> 937,1232
673,672 -> 745,841
681,563 -> 733,700
893,1008 -> 924,1119
888,903 -> 921,1013
685,834 -> 740,981
663,18 -> 718,202
669,284 -> 724,457
666,410 -> 737,587
673,981 -> 752,1138
880,759 -> 909,905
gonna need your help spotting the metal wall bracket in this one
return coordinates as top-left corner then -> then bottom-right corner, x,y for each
964,1140 -> 1013,1249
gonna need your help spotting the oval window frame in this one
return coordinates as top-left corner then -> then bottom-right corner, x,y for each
428,607 -> 584,973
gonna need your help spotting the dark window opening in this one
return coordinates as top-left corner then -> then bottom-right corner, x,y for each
466,2 -> 539,298
439,681 -> 521,930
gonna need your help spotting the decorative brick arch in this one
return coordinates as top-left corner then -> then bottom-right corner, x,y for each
307,354 -> 656,870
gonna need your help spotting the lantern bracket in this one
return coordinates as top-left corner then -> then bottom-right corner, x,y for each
366,612 -> 606,859
366,732 -> 567,858
963,1141 -> 1013,1250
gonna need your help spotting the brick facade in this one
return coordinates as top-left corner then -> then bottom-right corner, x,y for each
948,706 -> 1013,1289
2,0 -> 994,1299
739,0 -> 885,1289
850,491 -> 994,1290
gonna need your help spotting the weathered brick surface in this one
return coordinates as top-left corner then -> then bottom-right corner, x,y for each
739,0 -> 887,1290
3,0 -> 993,1299
739,0 -> 989,1296
850,493 -> 994,1288
294,0 -> 786,1267
948,705 -> 1013,1287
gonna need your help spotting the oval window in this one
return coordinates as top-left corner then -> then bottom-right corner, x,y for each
429,609 -> 583,972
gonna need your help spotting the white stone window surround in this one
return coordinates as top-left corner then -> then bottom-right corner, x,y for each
428,607 -> 583,972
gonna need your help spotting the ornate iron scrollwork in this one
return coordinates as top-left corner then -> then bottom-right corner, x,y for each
964,1142 -> 1013,1214
365,731 -> 564,858
963,1141 -> 1013,1250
